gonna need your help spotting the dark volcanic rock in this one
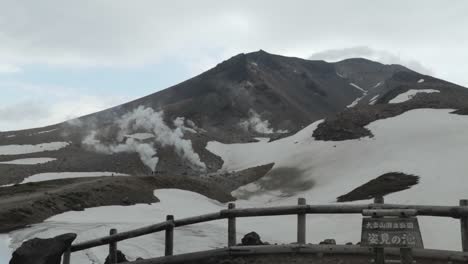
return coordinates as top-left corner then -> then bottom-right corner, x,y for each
452,108 -> 468,115
319,239 -> 336,245
9,233 -> 76,264
241,232 -> 265,246
104,250 -> 128,264
336,172 -> 419,202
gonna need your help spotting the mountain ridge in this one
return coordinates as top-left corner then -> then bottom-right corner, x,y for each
1,50 -> 468,181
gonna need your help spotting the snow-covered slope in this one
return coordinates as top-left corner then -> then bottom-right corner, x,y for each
4,109 -> 468,263
389,89 -> 440,104
0,158 -> 56,165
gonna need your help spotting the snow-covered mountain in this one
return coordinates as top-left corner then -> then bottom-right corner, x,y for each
2,51 -> 468,263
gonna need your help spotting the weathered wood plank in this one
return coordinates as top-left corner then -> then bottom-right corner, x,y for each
460,199 -> 468,252
373,196 -> 385,264
117,245 -> 468,264
228,203 -> 236,247
62,247 -> 71,264
109,229 -> 117,264
121,248 -> 229,264
222,204 -> 468,218
165,215 -> 174,256
71,202 -> 468,252
362,209 -> 417,217
297,198 -> 306,244
71,221 -> 171,251
173,212 -> 222,227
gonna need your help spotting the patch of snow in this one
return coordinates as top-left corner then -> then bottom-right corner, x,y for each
347,83 -> 369,108
373,82 -> 383,88
20,172 -> 129,184
0,158 -> 56,165
389,89 -> 440,104
350,83 -> 366,93
347,97 -> 363,108
418,79 -> 425,83
369,95 -> 379,105
250,62 -> 258,67
0,142 -> 70,156
124,133 -> 155,141
336,72 -> 345,78
36,129 -> 57,135
5,135 -> 15,138
9,109 -> 468,262
0,234 -> 11,263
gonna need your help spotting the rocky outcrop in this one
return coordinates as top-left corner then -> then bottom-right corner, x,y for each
9,233 -> 76,264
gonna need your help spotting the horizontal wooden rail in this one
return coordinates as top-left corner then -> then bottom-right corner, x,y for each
70,203 -> 468,252
362,209 -> 418,217
71,221 -> 172,251
173,212 -> 222,227
118,245 -> 468,264
221,203 -> 468,218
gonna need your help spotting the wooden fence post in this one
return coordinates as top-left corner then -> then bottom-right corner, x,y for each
460,199 -> 468,251
228,203 -> 236,247
109,228 -> 117,264
373,196 -> 385,264
297,198 -> 306,244
62,247 -> 71,264
399,210 -> 414,264
165,215 -> 174,256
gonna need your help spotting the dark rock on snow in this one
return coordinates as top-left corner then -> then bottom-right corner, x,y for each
241,232 -> 266,246
319,239 -> 336,245
336,172 -> 419,202
9,233 -> 76,264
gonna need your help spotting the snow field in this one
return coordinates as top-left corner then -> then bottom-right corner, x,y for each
6,109 -> 468,263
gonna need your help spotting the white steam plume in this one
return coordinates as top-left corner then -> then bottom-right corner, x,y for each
83,131 -> 159,170
83,106 -> 206,171
239,109 -> 288,134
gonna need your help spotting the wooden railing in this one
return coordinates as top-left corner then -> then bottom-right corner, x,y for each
62,198 -> 468,264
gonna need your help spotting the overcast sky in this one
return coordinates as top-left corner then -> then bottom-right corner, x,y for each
0,0 -> 467,131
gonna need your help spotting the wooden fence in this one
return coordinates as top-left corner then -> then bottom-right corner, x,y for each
62,198 -> 468,264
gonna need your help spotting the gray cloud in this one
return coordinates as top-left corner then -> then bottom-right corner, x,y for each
0,101 -> 49,122
0,0 -> 466,85
0,83 -> 128,131
309,46 -> 433,75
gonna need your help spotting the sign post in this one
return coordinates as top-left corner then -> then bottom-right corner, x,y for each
361,209 -> 423,264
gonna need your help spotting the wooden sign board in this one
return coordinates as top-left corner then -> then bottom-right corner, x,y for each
361,217 -> 423,248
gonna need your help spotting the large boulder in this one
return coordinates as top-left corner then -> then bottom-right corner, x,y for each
10,233 -> 77,264
104,250 -> 128,264
241,232 -> 264,246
